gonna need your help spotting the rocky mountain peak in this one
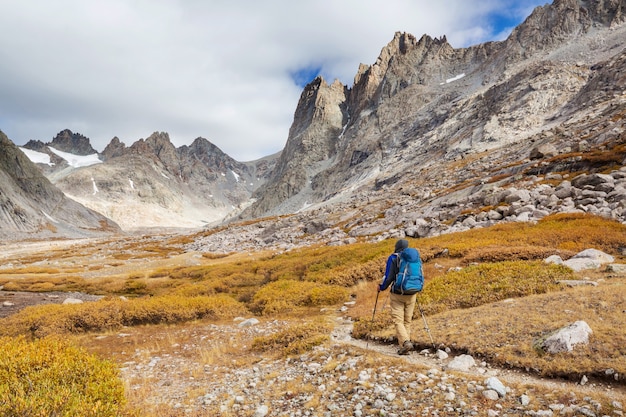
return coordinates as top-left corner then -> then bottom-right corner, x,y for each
182,137 -> 234,172
349,31 -> 454,118
506,0 -> 626,56
243,76 -> 348,217
50,129 -> 97,155
0,130 -> 119,239
101,136 -> 126,160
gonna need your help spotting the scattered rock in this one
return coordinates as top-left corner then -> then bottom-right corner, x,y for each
446,354 -> 476,372
482,390 -> 500,401
485,377 -> 507,398
563,249 -> 615,271
237,318 -> 260,327
541,320 -> 593,354
556,280 -> 598,287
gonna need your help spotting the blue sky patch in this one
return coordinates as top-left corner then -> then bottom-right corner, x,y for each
290,65 -> 323,88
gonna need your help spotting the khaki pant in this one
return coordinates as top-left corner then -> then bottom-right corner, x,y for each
389,292 -> 417,346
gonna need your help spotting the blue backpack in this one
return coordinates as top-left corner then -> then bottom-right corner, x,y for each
392,248 -> 424,295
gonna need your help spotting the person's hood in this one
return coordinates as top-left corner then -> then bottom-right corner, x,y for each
394,239 -> 409,252
400,247 -> 420,262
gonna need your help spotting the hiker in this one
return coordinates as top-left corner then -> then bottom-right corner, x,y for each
378,238 -> 423,355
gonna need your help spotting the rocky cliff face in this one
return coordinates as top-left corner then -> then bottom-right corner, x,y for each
247,77 -> 347,216
241,0 -> 626,222
0,131 -> 120,240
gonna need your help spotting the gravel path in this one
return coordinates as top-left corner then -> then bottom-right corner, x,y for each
112,313 -> 624,416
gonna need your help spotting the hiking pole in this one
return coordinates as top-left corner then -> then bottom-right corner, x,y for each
366,291 -> 380,351
416,297 -> 436,350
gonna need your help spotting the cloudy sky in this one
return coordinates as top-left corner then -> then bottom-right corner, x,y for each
0,0 -> 548,161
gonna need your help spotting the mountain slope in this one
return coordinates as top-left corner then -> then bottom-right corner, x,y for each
25,131 -> 277,230
242,0 -> 626,221
0,131 -> 120,240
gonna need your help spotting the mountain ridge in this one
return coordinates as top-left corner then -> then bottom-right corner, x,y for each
0,130 -> 120,240
9,0 -> 626,238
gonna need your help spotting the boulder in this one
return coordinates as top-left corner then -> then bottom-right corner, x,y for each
485,377 -> 507,398
570,249 -> 615,264
571,173 -> 614,189
529,143 -> 558,160
544,255 -> 564,265
541,320 -> 593,354
563,248 -> 614,271
605,264 -> 626,274
446,354 -> 476,371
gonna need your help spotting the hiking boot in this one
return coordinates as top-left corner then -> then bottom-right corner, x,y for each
398,341 -> 413,355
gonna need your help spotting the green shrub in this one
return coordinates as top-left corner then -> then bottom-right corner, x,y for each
0,336 -> 125,417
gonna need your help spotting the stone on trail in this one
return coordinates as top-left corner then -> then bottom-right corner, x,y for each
446,354 -> 476,372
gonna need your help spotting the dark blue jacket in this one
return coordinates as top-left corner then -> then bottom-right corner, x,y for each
379,252 -> 400,293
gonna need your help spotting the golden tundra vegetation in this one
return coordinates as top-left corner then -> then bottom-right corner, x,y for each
0,213 -> 625,416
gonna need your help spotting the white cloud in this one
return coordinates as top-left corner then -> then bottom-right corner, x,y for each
0,0 -> 546,161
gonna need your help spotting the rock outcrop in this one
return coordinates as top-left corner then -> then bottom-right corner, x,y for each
0,130 -> 120,240
242,0 -> 626,224
24,131 -> 278,231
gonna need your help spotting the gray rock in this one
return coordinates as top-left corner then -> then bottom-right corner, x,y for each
571,249 -> 615,264
606,264 -> 626,274
563,248 -> 614,271
557,280 -> 598,287
482,390 -> 500,401
542,320 -> 593,354
529,143 -> 558,159
563,257 -> 602,271
238,318 -> 260,327
572,173 -> 614,189
544,255 -> 564,265
504,188 -> 531,204
436,349 -> 449,360
446,354 -> 476,372
62,298 -> 84,305
253,405 -> 269,417
485,377 -> 507,398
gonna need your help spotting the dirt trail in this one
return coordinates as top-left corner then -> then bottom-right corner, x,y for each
330,316 -> 626,402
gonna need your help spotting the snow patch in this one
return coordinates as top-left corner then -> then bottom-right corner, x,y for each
440,73 -> 466,85
20,148 -> 54,166
41,210 -> 58,223
161,172 -> 170,180
129,178 -> 135,190
231,170 -> 240,182
48,147 -> 102,168
91,177 -> 99,195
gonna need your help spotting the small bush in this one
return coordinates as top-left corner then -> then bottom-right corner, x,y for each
251,320 -> 332,355
417,261 -> 569,315
0,336 -> 126,417
0,294 -> 248,338
250,280 -> 349,315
